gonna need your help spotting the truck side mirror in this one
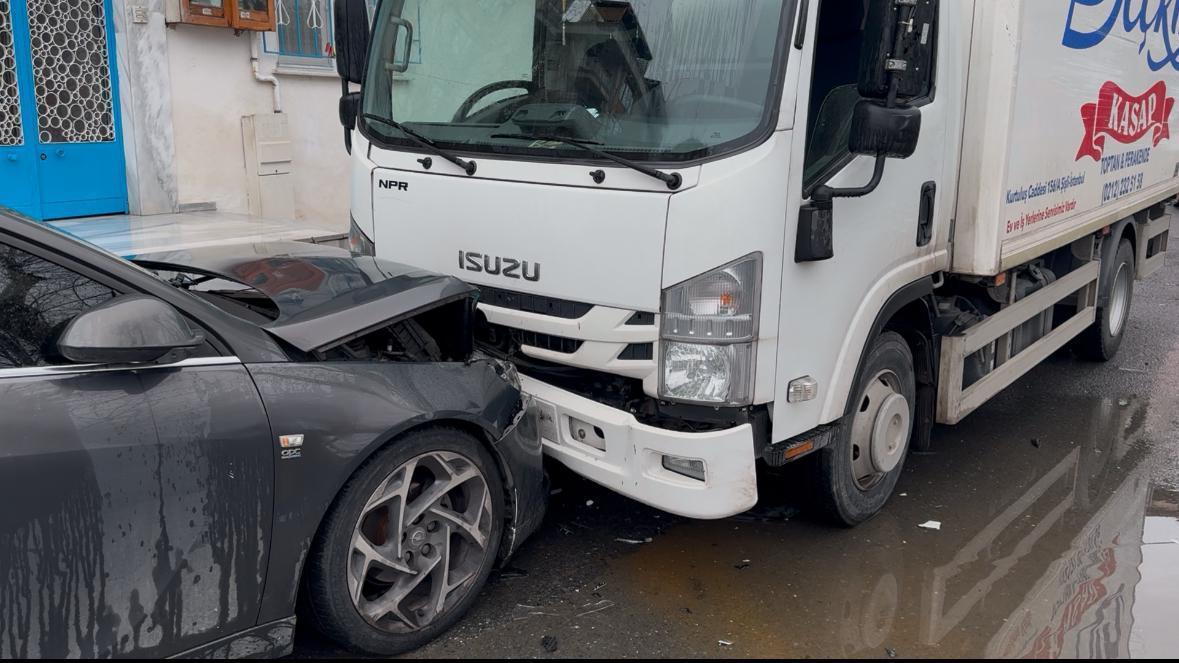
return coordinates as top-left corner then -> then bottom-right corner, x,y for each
848,99 -> 921,159
335,0 -> 371,153
859,0 -> 938,102
334,0 -> 371,85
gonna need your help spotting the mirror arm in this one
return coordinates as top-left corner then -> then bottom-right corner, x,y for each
812,155 -> 887,204
342,78 -> 353,154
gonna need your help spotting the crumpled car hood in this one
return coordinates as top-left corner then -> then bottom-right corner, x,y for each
133,241 -> 476,353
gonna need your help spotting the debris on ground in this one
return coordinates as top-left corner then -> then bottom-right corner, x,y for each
577,599 -> 615,617
918,520 -> 942,531
734,559 -> 751,570
585,499 -> 595,506
1118,398 -> 1130,406
718,640 -> 733,647
615,537 -> 652,544
899,492 -> 908,497
550,488 -> 563,495
1030,437 -> 1040,448
886,647 -> 897,657
498,566 -> 530,579
541,635 -> 559,653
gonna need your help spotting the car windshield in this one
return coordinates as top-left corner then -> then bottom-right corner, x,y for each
362,0 -> 788,163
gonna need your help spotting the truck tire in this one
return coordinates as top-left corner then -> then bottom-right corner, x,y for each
813,332 -> 915,527
303,427 -> 505,656
1075,238 -> 1135,362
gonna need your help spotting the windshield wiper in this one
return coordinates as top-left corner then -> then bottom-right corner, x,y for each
490,133 -> 682,190
363,113 -> 477,176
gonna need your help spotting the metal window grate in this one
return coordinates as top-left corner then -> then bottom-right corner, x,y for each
0,0 -> 22,146
27,0 -> 115,144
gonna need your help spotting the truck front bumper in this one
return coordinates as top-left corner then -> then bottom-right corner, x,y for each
521,375 -> 759,519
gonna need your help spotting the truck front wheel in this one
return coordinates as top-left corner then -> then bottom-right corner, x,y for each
1075,238 -> 1135,362
813,332 -> 915,527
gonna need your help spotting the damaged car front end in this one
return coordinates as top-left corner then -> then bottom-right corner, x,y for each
0,213 -> 545,659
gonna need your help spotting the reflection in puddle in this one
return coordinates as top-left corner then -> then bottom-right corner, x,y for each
607,396 -> 1179,658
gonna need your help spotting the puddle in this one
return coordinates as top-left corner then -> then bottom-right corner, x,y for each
606,394 -> 1179,658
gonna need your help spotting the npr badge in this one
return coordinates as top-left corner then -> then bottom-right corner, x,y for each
279,434 -> 305,460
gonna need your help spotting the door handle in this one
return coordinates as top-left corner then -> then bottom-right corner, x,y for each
917,181 -> 936,247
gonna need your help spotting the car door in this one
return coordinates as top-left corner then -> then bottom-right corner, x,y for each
0,236 -> 273,658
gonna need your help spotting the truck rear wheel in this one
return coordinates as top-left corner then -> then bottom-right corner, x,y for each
813,332 -> 915,527
1075,238 -> 1135,362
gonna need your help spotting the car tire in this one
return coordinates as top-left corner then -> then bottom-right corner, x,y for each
1075,238 -> 1135,362
303,427 -> 505,656
812,332 -> 915,527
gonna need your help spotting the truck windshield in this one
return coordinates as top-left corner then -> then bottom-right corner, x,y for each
362,0 -> 789,163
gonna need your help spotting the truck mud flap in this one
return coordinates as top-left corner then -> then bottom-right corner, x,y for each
936,260 -> 1100,425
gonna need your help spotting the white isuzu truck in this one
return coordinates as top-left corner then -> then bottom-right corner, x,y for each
331,0 -> 1174,524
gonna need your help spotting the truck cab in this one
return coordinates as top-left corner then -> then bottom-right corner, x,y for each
334,0 -> 1173,524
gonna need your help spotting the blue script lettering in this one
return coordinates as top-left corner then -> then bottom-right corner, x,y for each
1063,0 -> 1179,71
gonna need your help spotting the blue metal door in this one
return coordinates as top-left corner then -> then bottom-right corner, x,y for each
0,0 -> 127,221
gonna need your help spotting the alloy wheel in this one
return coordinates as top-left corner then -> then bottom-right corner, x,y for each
347,451 -> 493,633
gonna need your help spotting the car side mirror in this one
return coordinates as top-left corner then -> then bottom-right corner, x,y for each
58,295 -> 204,365
334,0 -> 371,85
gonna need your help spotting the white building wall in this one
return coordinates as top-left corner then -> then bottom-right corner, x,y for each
113,2 -> 350,231
166,25 -> 350,229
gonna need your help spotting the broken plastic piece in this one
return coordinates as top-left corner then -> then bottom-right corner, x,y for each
918,520 -> 942,530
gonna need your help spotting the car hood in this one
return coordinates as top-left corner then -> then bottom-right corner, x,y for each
133,241 -> 477,353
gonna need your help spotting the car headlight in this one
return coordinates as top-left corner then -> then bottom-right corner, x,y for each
349,215 -> 376,256
659,254 -> 761,406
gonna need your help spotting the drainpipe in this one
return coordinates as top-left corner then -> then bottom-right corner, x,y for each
250,35 -> 283,113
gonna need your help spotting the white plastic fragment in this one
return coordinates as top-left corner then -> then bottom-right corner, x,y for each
718,640 -> 733,647
918,520 -> 942,530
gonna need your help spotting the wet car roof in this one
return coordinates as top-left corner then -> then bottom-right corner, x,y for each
132,241 -> 476,353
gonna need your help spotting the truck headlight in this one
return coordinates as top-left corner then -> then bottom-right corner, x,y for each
659,254 -> 761,406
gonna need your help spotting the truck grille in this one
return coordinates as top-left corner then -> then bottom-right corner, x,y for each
488,324 -> 584,354
618,343 -> 654,360
478,286 -> 593,319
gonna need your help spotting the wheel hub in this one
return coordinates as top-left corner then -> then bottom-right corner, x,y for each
870,393 -> 909,474
850,369 -> 912,491
408,528 -> 428,549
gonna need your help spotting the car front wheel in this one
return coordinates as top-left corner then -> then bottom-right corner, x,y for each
304,427 -> 504,656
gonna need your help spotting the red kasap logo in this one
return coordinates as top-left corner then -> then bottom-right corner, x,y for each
1076,81 -> 1175,161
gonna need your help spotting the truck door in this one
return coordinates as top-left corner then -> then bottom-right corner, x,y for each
774,0 -> 969,436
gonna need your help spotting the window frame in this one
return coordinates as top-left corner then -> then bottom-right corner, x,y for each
263,0 -> 394,74
800,0 -> 940,198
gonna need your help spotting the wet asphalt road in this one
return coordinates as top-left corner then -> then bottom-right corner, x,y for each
295,226 -> 1179,659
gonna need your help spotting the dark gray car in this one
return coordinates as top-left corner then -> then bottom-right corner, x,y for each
0,211 -> 545,658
